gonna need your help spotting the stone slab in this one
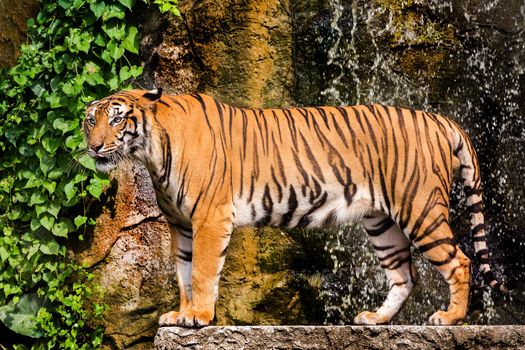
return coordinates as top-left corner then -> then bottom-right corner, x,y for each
155,325 -> 525,350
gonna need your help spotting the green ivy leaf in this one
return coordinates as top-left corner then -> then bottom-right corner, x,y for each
123,25 -> 139,54
0,246 -> 10,262
64,181 -> 77,201
29,191 -> 46,207
47,168 -> 64,180
52,219 -> 73,238
74,215 -> 87,229
58,0 -> 73,10
102,21 -> 126,40
47,201 -> 61,218
103,4 -> 126,21
30,218 -> 42,231
119,0 -> 135,10
39,214 -> 55,231
119,66 -> 132,81
31,82 -> 46,98
39,152 -> 56,175
65,134 -> 83,150
90,1 -> 106,19
42,181 -> 57,194
86,178 -> 103,199
108,40 -> 125,60
53,118 -> 78,133
77,153 -> 96,171
0,294 -> 46,338
39,239 -> 59,255
129,65 -> 143,78
73,0 -> 85,10
42,136 -> 61,154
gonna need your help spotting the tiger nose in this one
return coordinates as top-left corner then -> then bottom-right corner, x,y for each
90,143 -> 104,153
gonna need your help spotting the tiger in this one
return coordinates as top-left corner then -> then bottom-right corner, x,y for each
84,88 -> 507,327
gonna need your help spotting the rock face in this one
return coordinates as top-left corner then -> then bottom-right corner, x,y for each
139,0 -> 294,107
155,325 -> 525,350
0,0 -> 39,68
74,163 -> 178,349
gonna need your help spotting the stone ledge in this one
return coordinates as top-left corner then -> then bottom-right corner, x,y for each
155,325 -> 525,350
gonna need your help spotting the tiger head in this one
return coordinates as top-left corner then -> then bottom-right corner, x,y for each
83,88 -> 163,172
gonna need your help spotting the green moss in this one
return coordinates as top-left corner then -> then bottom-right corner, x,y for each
374,0 -> 458,48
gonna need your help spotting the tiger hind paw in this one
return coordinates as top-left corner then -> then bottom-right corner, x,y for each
353,311 -> 390,325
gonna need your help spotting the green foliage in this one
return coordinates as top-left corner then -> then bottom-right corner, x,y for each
0,294 -> 47,338
154,0 -> 180,17
0,0 -> 148,348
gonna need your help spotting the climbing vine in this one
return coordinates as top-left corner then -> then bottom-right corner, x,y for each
0,0 -> 178,348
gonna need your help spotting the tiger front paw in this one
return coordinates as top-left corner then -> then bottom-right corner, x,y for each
159,309 -> 213,328
159,310 -> 180,326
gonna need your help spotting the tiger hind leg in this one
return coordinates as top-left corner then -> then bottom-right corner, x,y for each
409,215 -> 470,325
354,213 -> 417,325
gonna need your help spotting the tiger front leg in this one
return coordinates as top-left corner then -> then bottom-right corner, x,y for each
173,209 -> 233,328
159,224 -> 194,326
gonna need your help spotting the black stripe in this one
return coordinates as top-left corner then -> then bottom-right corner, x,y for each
389,280 -> 409,290
365,218 -> 395,236
256,184 -> 273,227
299,133 -> 325,183
271,167 -> 283,202
464,186 -> 482,197
475,249 -> 489,258
297,192 -> 328,227
468,201 -> 484,213
280,186 -> 298,227
427,246 -> 457,266
176,248 -> 192,262
372,244 -> 396,251
417,238 -> 455,253
377,248 -> 410,262
158,99 -> 170,107
471,223 -> 486,235
190,191 -> 203,218
381,255 -> 411,270
171,98 -> 187,113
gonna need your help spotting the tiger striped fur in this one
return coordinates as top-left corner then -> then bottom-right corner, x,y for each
84,88 -> 506,327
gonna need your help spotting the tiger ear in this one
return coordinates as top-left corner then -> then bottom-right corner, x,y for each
86,100 -> 99,107
143,87 -> 163,101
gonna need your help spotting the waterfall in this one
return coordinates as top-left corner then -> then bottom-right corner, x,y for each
292,0 -> 525,325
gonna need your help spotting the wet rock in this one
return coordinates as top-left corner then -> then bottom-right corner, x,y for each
291,0 -> 525,325
155,325 -> 525,350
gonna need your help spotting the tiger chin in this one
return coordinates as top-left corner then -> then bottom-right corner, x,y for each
84,88 -> 507,328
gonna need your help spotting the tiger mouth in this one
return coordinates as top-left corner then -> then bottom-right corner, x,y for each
94,155 -> 117,172
95,156 -> 113,165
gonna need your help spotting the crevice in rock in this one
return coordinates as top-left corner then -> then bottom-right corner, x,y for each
121,214 -> 164,233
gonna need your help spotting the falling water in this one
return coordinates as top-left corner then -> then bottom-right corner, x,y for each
292,0 -> 525,325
